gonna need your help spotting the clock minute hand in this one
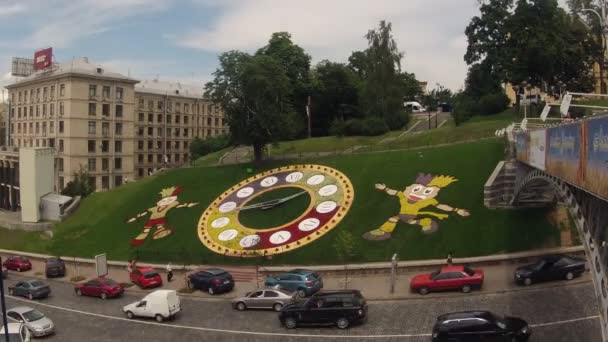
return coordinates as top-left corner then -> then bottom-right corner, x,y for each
239,191 -> 307,211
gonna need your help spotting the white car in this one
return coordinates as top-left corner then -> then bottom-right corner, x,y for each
0,322 -> 31,342
404,101 -> 427,113
123,289 -> 181,322
7,306 -> 55,337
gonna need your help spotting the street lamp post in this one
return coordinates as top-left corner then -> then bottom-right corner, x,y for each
0,257 -> 9,342
579,1 -> 608,93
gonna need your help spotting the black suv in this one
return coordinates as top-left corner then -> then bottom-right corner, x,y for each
45,257 -> 66,278
187,268 -> 234,295
279,290 -> 367,329
432,310 -> 530,341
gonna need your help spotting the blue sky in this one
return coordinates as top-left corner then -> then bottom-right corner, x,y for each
0,0 -> 572,100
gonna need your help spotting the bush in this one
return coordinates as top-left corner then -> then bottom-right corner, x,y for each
361,117 -> 389,136
343,119 -> 365,135
452,94 -> 478,126
190,134 -> 231,161
329,119 -> 346,137
478,93 -> 509,116
384,110 -> 410,130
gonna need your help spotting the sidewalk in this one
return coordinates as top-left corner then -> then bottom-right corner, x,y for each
1,253 -> 591,301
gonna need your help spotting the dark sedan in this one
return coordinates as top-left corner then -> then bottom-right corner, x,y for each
8,280 -> 51,300
187,268 -> 234,295
515,255 -> 586,286
45,257 -> 66,278
432,310 -> 530,341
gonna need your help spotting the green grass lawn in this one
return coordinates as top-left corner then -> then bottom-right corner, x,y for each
2,139 -> 558,266
193,147 -> 234,167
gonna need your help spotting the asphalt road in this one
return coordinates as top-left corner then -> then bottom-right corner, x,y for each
1,276 -> 601,342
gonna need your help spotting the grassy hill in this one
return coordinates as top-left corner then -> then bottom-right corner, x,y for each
0,138 -> 559,266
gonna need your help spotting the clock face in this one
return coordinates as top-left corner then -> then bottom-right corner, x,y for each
197,164 -> 354,257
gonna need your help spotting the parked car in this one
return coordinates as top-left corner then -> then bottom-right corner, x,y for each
264,269 -> 323,298
432,310 -> 530,342
410,265 -> 484,295
0,322 -> 31,342
130,266 -> 163,289
7,306 -> 54,337
3,256 -> 32,272
187,268 -> 234,295
2,265 -> 7,279
8,280 -> 51,300
404,101 -> 427,113
44,257 -> 65,278
74,277 -> 124,299
515,255 -> 586,286
123,290 -> 181,322
279,290 -> 368,329
232,289 -> 294,312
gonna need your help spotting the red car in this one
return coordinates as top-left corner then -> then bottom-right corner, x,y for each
75,277 -> 124,299
130,266 -> 163,288
3,256 -> 32,272
410,265 -> 484,295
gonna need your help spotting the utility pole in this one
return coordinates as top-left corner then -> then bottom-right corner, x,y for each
1,257 -> 9,342
580,1 -> 608,93
306,96 -> 312,139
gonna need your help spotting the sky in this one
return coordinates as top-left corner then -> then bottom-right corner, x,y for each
0,0 -> 573,102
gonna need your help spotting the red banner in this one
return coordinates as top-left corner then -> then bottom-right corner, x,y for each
34,48 -> 52,71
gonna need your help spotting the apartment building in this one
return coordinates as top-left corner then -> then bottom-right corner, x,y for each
5,58 -> 228,191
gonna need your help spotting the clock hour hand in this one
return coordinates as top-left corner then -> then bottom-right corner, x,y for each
240,191 -> 307,211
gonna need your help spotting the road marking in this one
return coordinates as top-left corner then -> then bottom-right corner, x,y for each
5,295 -> 601,339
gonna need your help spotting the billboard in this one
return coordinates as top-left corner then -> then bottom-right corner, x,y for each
515,132 -> 529,163
34,48 -> 52,71
11,57 -> 34,77
584,116 -> 608,198
529,130 -> 546,170
546,123 -> 582,185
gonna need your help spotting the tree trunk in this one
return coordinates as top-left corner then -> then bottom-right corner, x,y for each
253,143 -> 264,162
600,61 -> 606,94
514,86 -> 521,115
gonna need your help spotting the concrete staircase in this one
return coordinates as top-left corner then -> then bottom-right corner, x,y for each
484,160 -> 517,208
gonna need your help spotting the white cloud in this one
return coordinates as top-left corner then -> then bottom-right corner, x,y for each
0,3 -> 26,17
174,0 -> 479,90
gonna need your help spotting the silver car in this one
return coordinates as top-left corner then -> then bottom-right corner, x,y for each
6,306 -> 55,337
232,289 -> 294,312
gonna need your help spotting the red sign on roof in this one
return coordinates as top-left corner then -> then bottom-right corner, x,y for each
34,48 -> 52,71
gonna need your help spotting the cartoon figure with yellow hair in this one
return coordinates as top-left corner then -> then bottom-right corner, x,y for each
363,174 -> 469,241
126,186 -> 198,246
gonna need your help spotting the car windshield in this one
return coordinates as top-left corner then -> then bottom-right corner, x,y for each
23,309 -> 45,322
103,279 -> 118,286
30,281 -> 44,287
305,273 -> 319,281
430,269 -> 441,278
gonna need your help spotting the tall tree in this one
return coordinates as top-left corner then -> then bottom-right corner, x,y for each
205,52 -> 297,161
464,62 -> 503,99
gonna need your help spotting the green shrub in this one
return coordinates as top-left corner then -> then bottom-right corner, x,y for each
330,119 -> 346,136
478,93 -> 509,116
452,94 -> 478,126
190,134 -> 231,161
343,119 -> 364,135
361,117 -> 389,136
384,110 -> 410,130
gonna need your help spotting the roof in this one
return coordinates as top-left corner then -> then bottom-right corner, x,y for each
136,79 -> 204,99
6,57 -> 138,87
41,193 -> 72,205
288,269 -> 316,275
204,268 -> 228,276
7,306 -> 34,315
440,265 -> 466,272
438,311 -> 492,321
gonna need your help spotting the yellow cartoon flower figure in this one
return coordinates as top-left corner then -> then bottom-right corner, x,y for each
363,174 -> 469,241
126,186 -> 198,246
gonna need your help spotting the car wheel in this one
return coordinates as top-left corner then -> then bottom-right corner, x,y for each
336,317 -> 350,329
126,311 -> 134,319
28,292 -> 34,300
524,278 -> 532,286
566,272 -> 574,280
155,314 -> 164,323
273,303 -> 283,312
75,289 -> 82,296
296,288 -> 307,298
284,317 -> 297,329
101,293 -> 107,300
208,287 -> 215,295
236,302 -> 246,311
418,287 -> 429,295
462,285 -> 472,293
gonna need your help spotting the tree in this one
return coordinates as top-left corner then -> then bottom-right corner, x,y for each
205,52 -> 298,162
421,83 -> 453,110
189,134 -> 231,162
333,229 -> 357,289
400,72 -> 423,101
61,166 -> 94,198
464,62 -> 503,99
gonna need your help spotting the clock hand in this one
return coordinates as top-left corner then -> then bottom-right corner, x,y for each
239,191 -> 307,211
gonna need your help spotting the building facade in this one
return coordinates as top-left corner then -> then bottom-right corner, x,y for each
5,58 -> 228,191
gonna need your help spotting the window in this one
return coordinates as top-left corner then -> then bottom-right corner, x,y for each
184,128 -> 188,137
115,175 -> 123,186
138,168 -> 144,177
43,87 -> 48,101
59,102 -> 64,115
167,128 -> 171,137
17,123 -> 21,133
102,104 -> 110,116
148,127 -> 153,136
166,115 -> 171,123
102,158 -> 109,171
176,115 -> 180,124
88,158 -> 96,172
138,154 -> 144,163
175,128 -> 180,137
139,113 -> 144,122
167,154 -> 171,163
157,141 -> 162,149
148,113 -> 153,123
157,127 -> 162,137
101,140 -> 109,153
17,107 -> 21,118
115,123 -> 122,135
102,176 -> 109,189
29,106 -> 33,117
167,101 -> 172,111
35,122 -> 39,134
157,101 -> 164,110
157,154 -> 162,163
184,103 -> 189,113
103,86 -> 110,98
88,121 -> 96,135
49,103 -> 54,116
89,177 -> 96,191
137,127 -> 144,136
50,121 -> 54,133
174,141 -> 180,149
184,116 -> 189,124
18,92 -> 22,103
89,84 -> 97,97
215,118 -> 219,127
29,123 -> 32,133
59,140 -> 64,152
166,141 -> 171,149
59,121 -> 64,133
116,87 -> 123,100
138,98 -> 144,108
42,122 -> 46,134
148,100 -> 153,109
184,153 -> 188,161
89,103 -> 96,115
138,141 -> 144,150
115,140 -> 122,153
175,154 -> 180,162
42,104 -> 47,116
60,84 -> 66,96
57,158 -> 64,172
157,114 -> 162,122
207,117 -> 212,126
36,105 -> 39,117
36,88 -> 40,102
50,85 -> 55,99
88,140 -> 95,152
102,122 -> 109,136
148,154 -> 153,163
116,105 -> 123,117
207,129 -> 211,136
114,157 -> 122,170
175,102 -> 181,113
30,90 -> 33,102
148,140 -> 153,149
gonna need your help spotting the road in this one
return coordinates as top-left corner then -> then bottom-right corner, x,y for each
1,276 -> 601,342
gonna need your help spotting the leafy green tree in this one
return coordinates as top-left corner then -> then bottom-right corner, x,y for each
400,72 -> 423,101
421,83 -> 453,109
189,134 -> 231,162
464,62 -> 503,100
61,166 -> 94,198
205,52 -> 297,162
333,229 -> 357,289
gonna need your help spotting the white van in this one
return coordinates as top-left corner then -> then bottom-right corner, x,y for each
0,322 -> 31,342
122,290 -> 181,322
404,101 -> 426,113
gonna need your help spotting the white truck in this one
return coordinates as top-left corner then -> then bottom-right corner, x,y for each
404,101 -> 427,113
122,290 -> 181,322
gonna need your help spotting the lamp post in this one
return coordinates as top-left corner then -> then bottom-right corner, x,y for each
1,257 -> 9,342
579,1 -> 608,93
